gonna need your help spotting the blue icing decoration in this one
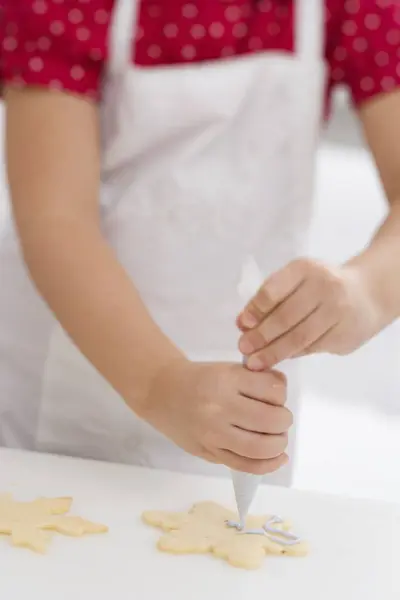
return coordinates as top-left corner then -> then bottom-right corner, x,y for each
226,516 -> 301,547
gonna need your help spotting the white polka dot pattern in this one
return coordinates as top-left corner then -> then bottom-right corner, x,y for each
190,24 -> 206,40
164,24 -> 179,39
1,0 -> 114,98
0,0 -> 399,109
182,4 -> 198,19
181,44 -> 196,59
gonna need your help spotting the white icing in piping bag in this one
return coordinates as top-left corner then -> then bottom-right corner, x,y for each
231,470 -> 263,528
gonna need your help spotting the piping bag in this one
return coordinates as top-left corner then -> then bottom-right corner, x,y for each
231,469 -> 263,529
231,358 -> 263,528
231,262 -> 264,528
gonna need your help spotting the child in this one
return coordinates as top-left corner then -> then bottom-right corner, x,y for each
0,0 -> 399,484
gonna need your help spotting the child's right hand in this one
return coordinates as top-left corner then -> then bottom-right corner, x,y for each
138,359 -> 292,475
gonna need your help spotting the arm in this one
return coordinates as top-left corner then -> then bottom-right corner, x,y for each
236,2 -> 400,367
5,87 -> 183,412
348,90 -> 400,324
237,91 -> 400,368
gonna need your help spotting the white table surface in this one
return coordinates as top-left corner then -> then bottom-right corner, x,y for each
0,448 -> 399,599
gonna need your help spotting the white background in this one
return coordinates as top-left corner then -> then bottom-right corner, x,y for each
0,94 -> 399,502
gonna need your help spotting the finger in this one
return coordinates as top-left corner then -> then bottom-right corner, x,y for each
238,368 -> 287,405
239,281 -> 319,355
292,325 -> 337,357
237,260 -> 307,330
215,450 -> 289,476
247,305 -> 338,369
222,427 -> 288,461
231,398 -> 293,434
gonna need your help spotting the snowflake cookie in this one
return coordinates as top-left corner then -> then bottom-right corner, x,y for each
142,501 -> 308,569
0,493 -> 108,553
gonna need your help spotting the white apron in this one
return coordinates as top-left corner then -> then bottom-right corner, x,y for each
0,0 -> 325,484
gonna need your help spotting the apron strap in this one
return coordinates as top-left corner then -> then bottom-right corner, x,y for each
108,0 -> 138,74
296,0 -> 325,61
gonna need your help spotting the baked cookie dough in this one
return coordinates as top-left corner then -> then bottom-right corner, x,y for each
142,501 -> 308,569
0,493 -> 108,553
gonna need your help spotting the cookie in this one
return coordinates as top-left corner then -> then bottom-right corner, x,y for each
0,493 -> 108,553
142,501 -> 308,569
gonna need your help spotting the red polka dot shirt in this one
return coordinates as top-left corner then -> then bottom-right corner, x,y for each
1,0 -> 400,113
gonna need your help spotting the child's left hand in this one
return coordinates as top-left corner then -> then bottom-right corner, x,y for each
237,258 -> 383,369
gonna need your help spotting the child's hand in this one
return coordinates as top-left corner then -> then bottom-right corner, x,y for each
237,259 -> 383,369
140,360 -> 292,475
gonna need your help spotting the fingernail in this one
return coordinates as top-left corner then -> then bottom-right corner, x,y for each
239,338 -> 255,355
240,312 -> 258,329
247,355 -> 265,370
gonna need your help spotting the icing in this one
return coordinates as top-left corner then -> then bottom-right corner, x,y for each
226,516 -> 301,547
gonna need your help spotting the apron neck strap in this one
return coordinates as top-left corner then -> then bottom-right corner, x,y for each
108,0 -> 138,74
295,0 -> 324,61
107,0 -> 324,74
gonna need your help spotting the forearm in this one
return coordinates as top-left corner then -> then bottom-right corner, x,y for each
5,87 -> 183,413
354,90 -> 400,326
18,215 -> 183,413
347,200 -> 400,325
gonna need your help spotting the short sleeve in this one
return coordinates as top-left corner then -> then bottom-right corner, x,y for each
327,0 -> 400,107
0,0 -> 115,99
